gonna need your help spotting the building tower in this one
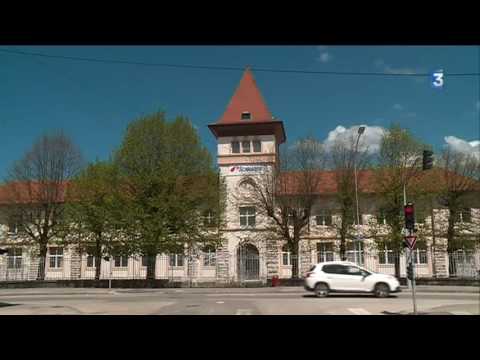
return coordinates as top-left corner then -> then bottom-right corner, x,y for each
208,67 -> 286,282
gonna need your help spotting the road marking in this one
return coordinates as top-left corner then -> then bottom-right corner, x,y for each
348,308 -> 371,315
216,301 -> 224,304
236,309 -> 252,315
450,311 -> 472,315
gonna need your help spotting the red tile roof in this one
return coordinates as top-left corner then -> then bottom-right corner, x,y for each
0,181 -> 68,205
217,67 -> 274,124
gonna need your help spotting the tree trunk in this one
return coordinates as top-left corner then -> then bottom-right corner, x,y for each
394,248 -> 401,279
37,241 -> 48,281
447,209 -> 456,253
146,253 -> 157,280
95,239 -> 102,281
290,245 -> 298,280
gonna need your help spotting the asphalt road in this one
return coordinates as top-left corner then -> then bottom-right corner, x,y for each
0,287 -> 478,315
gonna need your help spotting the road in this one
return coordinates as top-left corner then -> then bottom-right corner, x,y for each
0,286 -> 478,315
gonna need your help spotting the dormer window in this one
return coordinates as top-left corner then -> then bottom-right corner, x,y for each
241,112 -> 251,120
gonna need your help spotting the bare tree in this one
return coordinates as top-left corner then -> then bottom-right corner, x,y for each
4,132 -> 83,280
329,133 -> 370,260
436,147 -> 480,253
235,137 -> 324,279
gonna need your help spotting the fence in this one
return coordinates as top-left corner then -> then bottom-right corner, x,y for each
0,249 -> 479,284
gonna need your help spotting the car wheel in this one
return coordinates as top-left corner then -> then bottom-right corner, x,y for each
314,283 -> 329,298
374,283 -> 390,298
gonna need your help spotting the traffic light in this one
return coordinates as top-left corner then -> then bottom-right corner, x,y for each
422,150 -> 434,170
0,248 -> 8,255
407,263 -> 414,280
404,203 -> 415,231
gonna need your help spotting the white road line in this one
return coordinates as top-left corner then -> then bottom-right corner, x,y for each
450,311 -> 472,315
348,308 -> 371,315
216,301 -> 224,304
236,309 -> 253,315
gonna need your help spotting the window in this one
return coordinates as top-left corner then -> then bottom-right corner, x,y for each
415,210 -> 426,224
239,206 -> 256,227
376,211 -> 387,225
231,141 -> 240,154
355,214 -> 364,225
281,245 -> 291,266
241,112 -> 251,120
86,247 -> 96,268
412,243 -> 428,264
322,264 -> 345,274
7,215 -> 22,234
317,242 -> 334,263
378,245 -> 395,264
456,208 -> 471,223
315,210 -> 332,226
202,246 -> 216,267
202,210 -> 216,227
114,255 -> 128,268
346,241 -> 364,265
241,141 -> 251,153
252,140 -> 261,153
49,247 -> 64,269
344,265 -> 363,276
169,254 -> 184,267
141,256 -> 155,267
7,248 -> 22,269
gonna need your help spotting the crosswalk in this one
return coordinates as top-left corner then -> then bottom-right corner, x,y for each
347,308 -> 371,315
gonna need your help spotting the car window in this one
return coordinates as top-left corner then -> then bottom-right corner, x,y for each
344,266 -> 363,275
322,264 -> 345,274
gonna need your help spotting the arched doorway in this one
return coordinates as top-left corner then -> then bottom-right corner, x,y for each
237,243 -> 260,281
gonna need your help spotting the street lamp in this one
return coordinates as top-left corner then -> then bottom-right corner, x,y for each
353,126 -> 365,264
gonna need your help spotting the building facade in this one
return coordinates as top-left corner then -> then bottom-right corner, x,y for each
1,67 -> 479,283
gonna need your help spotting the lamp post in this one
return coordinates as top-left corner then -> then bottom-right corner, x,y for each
354,126 -> 365,264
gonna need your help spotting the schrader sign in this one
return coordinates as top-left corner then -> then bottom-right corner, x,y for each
228,165 -> 266,175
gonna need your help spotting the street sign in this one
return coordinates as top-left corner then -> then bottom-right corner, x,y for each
405,235 -> 417,250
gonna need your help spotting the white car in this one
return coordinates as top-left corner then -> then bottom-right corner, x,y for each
304,261 -> 401,298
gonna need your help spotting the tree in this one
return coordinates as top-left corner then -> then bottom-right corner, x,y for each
4,132 -> 83,280
237,137 -> 324,279
436,147 -> 480,253
60,160 -> 119,281
375,124 -> 424,278
329,131 -> 370,260
114,112 -> 223,280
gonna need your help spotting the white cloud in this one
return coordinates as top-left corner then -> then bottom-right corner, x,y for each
318,52 -> 332,63
393,104 -> 403,111
374,58 -> 425,83
323,125 -> 386,154
316,46 -> 333,63
444,136 -> 480,160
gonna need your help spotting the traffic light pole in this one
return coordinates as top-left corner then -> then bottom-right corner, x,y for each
407,228 -> 418,315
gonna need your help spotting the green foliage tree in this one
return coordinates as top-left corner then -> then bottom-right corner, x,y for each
61,160 -> 119,281
375,124 -> 424,278
114,112 -> 224,280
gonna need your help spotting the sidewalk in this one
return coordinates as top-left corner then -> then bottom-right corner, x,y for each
0,285 -> 478,297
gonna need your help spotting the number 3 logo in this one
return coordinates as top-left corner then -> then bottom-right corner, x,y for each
432,70 -> 444,88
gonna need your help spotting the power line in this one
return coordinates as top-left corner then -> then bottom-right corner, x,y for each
0,47 -> 478,77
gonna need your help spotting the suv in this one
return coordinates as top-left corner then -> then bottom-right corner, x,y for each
304,261 -> 401,298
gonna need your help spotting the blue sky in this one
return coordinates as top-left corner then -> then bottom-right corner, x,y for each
0,46 -> 478,178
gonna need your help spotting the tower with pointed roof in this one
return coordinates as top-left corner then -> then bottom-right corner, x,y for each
208,67 -> 286,282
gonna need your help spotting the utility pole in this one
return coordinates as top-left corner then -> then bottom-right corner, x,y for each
354,126 -> 365,265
